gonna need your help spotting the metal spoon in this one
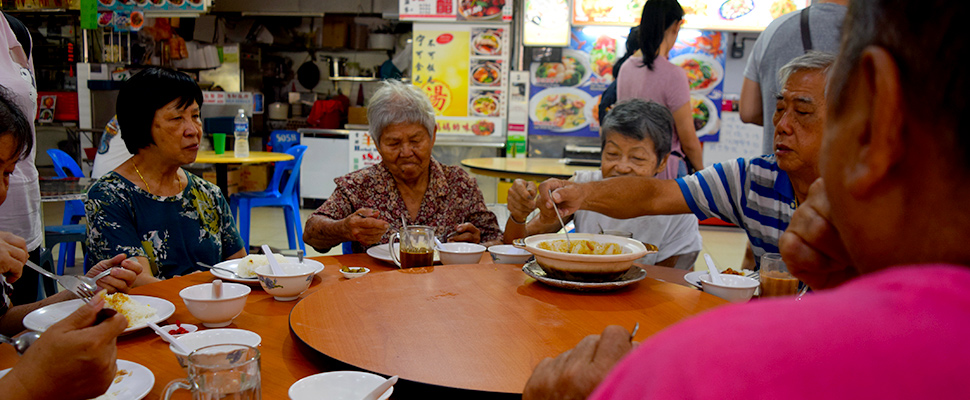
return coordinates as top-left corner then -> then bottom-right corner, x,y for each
548,189 -> 572,247
629,322 -> 639,342
196,262 -> 248,279
0,331 -> 41,355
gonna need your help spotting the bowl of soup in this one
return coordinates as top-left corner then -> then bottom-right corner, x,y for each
513,233 -> 654,282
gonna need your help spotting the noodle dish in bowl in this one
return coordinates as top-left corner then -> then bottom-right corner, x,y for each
513,233 -> 655,282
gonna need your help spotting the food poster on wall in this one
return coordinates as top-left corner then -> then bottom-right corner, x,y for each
573,0 -> 645,26
669,29 -> 727,142
680,0 -> 810,32
349,131 -> 383,171
528,26 -> 628,138
401,0 -> 512,22
413,23 -> 510,137
523,0 -> 571,46
97,0 -> 207,12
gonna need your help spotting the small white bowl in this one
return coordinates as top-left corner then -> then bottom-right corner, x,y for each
437,242 -> 486,265
339,266 -> 370,279
699,274 -> 759,302
170,328 -> 262,369
155,323 -> 198,342
255,263 -> 316,301
289,371 -> 393,400
488,244 -> 533,264
179,282 -> 251,328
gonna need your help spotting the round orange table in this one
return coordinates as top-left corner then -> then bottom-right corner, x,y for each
460,157 -> 598,181
290,263 -> 726,396
193,151 -> 293,197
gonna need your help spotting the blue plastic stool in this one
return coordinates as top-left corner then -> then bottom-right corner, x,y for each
46,149 -> 87,274
230,146 -> 308,252
342,242 -> 354,254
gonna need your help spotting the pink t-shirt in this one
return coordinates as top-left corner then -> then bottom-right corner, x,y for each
617,56 -> 690,180
590,264 -> 970,399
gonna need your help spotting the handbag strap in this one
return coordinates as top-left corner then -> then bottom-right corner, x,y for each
799,7 -> 813,52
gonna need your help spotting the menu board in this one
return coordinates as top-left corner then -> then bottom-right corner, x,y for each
523,0 -> 571,46
349,131 -> 383,171
401,0 -> 513,22
572,0 -> 645,26
97,0 -> 208,12
572,0 -> 808,30
412,23 -> 510,137
669,29 -> 727,141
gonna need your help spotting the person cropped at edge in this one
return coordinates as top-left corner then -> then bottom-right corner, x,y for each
523,1 -> 970,398
536,51 -> 835,269
85,67 -> 246,286
304,80 -> 502,253
0,85 -> 136,400
505,99 -> 702,270
739,0 -> 847,154
616,0 -> 703,177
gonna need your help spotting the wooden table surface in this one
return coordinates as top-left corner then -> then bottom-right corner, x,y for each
0,255 -> 725,399
460,157 -> 598,181
194,150 -> 293,164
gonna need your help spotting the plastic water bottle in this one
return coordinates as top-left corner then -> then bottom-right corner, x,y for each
233,108 -> 250,158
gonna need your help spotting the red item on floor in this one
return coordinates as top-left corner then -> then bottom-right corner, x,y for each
307,99 -> 345,129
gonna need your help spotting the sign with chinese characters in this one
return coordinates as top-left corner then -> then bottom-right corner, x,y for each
401,0 -> 512,21
202,91 -> 253,107
434,117 -> 503,136
349,131 -> 383,171
523,0 -> 570,46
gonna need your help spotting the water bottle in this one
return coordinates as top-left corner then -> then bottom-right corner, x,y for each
233,108 -> 250,158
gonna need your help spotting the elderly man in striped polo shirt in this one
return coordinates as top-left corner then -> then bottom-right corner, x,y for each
541,51 -> 835,269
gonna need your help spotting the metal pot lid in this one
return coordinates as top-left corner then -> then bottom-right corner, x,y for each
297,61 -> 321,89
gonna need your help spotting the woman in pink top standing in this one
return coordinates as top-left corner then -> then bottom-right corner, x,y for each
617,0 -> 703,178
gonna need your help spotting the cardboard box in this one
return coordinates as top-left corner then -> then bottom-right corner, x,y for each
348,106 -> 368,125
202,165 -> 241,196
320,23 -> 348,48
240,164 -> 271,192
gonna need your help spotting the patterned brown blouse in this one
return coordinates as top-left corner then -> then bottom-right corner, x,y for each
313,158 -> 501,253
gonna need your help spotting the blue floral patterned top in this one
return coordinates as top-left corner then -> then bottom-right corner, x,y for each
85,171 -> 245,278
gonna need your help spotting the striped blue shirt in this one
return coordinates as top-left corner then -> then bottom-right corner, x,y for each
676,155 -> 796,269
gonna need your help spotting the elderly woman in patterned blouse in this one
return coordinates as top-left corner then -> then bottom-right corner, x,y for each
304,80 -> 502,253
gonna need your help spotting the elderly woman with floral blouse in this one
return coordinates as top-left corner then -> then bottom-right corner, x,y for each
303,80 -> 502,253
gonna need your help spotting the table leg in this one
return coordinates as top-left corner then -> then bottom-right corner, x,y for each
216,164 -> 229,199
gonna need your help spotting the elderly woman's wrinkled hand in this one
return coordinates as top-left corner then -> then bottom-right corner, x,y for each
346,208 -> 390,246
536,179 -> 582,221
448,223 -> 481,244
508,179 -> 538,223
523,325 -> 633,400
779,179 -> 857,290
0,231 -> 27,283
86,254 -> 143,294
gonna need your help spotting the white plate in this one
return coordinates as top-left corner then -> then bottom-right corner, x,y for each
528,87 -> 595,133
522,260 -> 646,292
23,295 -> 175,334
670,53 -> 725,95
366,244 -> 440,264
0,359 -> 154,400
690,95 -> 721,137
684,270 -> 706,288
529,49 -> 592,88
211,257 -> 325,284
289,371 -> 393,400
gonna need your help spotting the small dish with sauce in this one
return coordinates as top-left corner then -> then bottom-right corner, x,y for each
340,266 -> 370,279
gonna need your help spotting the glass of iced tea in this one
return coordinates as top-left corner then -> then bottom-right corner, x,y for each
759,253 -> 800,297
389,225 -> 436,268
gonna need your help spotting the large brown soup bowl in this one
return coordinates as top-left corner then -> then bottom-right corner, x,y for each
513,233 -> 655,282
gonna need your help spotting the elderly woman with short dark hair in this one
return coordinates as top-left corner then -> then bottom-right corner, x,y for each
304,80 -> 502,253
86,67 -> 245,285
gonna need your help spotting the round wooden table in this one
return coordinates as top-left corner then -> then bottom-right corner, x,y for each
290,263 -> 726,396
193,151 -> 294,198
460,157 -> 598,181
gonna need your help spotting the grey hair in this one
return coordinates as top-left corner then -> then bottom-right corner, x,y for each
366,79 -> 436,143
600,99 -> 673,166
777,51 -> 837,89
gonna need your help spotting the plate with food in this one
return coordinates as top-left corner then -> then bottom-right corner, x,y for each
523,260 -> 647,291
530,50 -> 591,88
470,119 -> 497,136
366,244 -> 440,264
459,0 -> 506,20
211,254 -> 325,284
471,61 -> 501,87
23,293 -> 175,334
0,359 -> 154,400
513,233 -> 655,283
529,87 -> 594,132
769,0 -> 797,19
472,29 -> 503,56
470,93 -> 500,117
690,95 -> 720,136
589,36 -> 617,80
719,0 -> 755,20
671,54 -> 724,94
98,0 -> 115,6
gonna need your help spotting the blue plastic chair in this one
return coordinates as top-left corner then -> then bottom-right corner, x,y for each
46,149 -> 87,274
342,242 -> 355,254
230,145 -> 308,252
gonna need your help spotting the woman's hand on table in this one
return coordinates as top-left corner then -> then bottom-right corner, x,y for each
523,325 -> 634,400
0,231 -> 27,283
86,254 -> 143,294
346,208 -> 390,246
448,223 -> 481,244
508,179 -> 538,223
1,295 -> 127,400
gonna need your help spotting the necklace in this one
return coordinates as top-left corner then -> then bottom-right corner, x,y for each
132,161 -> 183,195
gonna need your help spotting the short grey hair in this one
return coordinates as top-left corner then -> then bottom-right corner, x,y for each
600,99 -> 673,166
777,51 -> 837,89
366,80 -> 436,143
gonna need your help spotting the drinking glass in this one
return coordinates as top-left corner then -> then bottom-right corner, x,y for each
759,253 -> 800,297
163,344 -> 261,400
389,225 -> 435,268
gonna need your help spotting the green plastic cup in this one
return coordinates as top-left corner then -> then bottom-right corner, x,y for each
213,133 -> 226,154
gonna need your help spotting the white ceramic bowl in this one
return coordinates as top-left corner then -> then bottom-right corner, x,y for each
179,282 -> 251,328
514,233 -> 654,282
437,243 -> 486,265
699,274 -> 759,302
255,263 -> 316,301
289,371 -> 393,400
339,266 -> 370,279
169,328 -> 262,369
155,323 -> 198,342
488,244 -> 533,264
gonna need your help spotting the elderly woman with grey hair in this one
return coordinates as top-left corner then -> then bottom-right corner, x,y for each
529,51 -> 836,270
504,99 -> 702,269
304,80 -> 502,253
